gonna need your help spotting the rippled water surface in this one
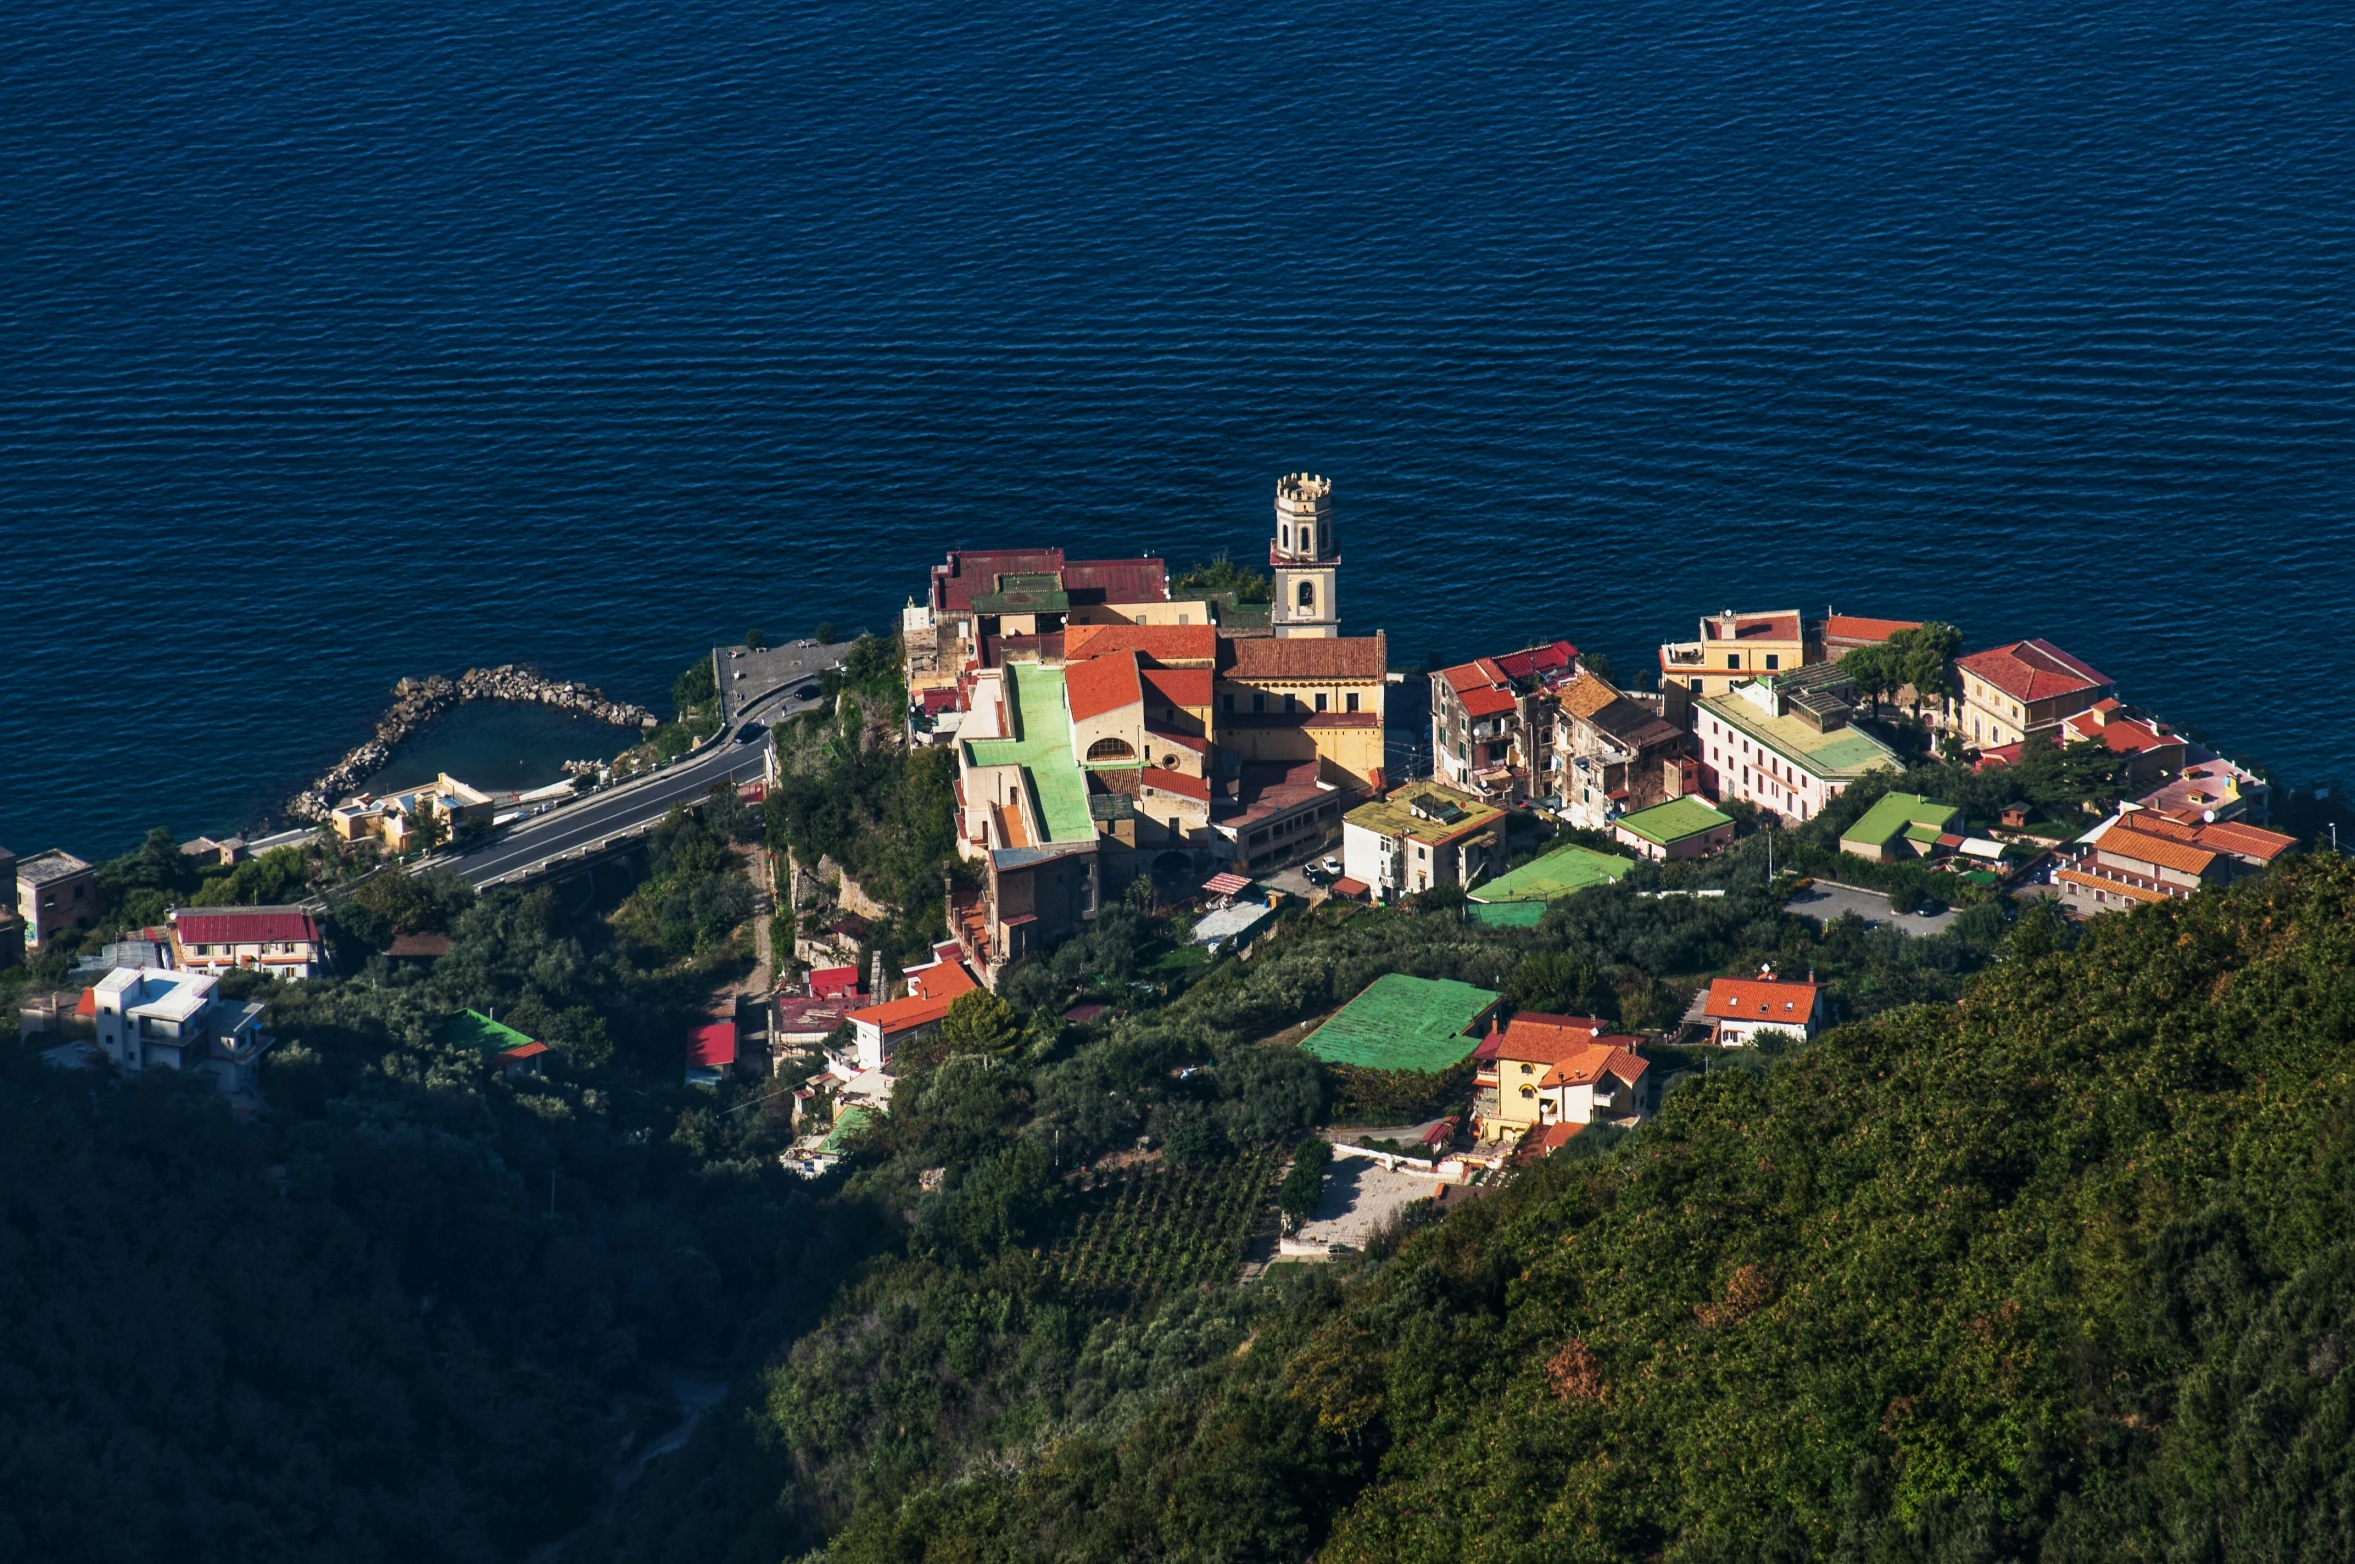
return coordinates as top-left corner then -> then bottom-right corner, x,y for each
4,0 -> 2351,856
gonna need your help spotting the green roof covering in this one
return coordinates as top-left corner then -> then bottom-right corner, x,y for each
437,1009 -> 538,1055
1467,900 -> 1550,928
1700,690 -> 1902,781
1616,796 -> 1734,848
1301,974 -> 1501,1073
822,1105 -> 877,1155
961,662 -> 1096,844
1343,784 -> 1506,845
1841,792 -> 1965,854
1471,843 -> 1633,904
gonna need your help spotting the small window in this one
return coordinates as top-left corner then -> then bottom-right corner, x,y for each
1519,1085 -> 1535,1099
1220,694 -> 1233,714
1726,654 -> 1740,670
1690,679 -> 1702,693
1345,692 -> 1359,713
1252,693 -> 1266,714
1315,692 -> 1328,712
1765,654 -> 1779,670
1296,580 -> 1315,609
1176,613 -> 1188,625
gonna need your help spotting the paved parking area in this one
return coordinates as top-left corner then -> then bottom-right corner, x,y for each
1293,1156 -> 1448,1250
1786,880 -> 1959,936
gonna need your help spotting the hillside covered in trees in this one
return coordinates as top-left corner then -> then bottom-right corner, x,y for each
596,857 -> 2355,1563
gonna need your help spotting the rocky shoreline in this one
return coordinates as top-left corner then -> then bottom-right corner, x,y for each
287,666 -> 657,821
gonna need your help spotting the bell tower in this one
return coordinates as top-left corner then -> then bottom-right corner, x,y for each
1270,472 -> 1339,639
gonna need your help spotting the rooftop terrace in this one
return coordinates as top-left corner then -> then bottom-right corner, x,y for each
1703,690 -> 1901,781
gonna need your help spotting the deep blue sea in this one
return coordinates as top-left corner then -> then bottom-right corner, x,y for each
4,0 -> 2352,860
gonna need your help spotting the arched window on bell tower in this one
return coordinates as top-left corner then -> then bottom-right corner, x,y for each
1297,580 -> 1315,609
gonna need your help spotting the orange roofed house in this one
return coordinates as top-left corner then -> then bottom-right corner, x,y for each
1471,1013 -> 1650,1144
2055,812 -> 2297,913
843,942 -> 980,1071
1956,640 -> 2114,752
1704,971 -> 1827,1048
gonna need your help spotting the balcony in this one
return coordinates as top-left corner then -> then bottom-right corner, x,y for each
1661,641 -> 1706,668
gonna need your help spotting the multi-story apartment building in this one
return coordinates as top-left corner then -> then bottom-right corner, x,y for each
91,966 -> 272,1094
1341,783 -> 1506,904
1693,669 -> 1900,821
1658,609 -> 1807,697
1955,639 -> 2114,750
1430,640 -> 1578,803
1548,670 -> 1693,829
16,849 -> 97,949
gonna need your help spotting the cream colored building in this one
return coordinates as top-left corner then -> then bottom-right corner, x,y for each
1955,640 -> 2115,750
1659,609 -> 1808,697
329,773 -> 494,852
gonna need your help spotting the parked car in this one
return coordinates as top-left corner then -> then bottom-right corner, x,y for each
1316,856 -> 1342,877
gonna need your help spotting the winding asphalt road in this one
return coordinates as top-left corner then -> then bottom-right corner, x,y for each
427,642 -> 850,889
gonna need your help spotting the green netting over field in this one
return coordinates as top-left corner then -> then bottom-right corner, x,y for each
1468,900 -> 1550,928
1471,843 -> 1632,904
1302,973 -> 1500,1073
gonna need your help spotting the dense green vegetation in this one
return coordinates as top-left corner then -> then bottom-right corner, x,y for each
15,673 -> 2354,1564
764,634 -> 961,968
1173,555 -> 1273,605
668,855 -> 2355,1564
0,796 -> 881,1563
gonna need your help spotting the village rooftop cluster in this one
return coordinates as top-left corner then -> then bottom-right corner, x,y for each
754,473 -> 2300,1176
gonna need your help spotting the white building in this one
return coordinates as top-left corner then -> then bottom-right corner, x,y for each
1695,674 -> 1900,822
91,967 -> 272,1094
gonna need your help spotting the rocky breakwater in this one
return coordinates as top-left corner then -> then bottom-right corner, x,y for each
288,666 -> 658,821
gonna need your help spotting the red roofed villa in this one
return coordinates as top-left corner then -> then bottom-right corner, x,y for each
1957,640 -> 2115,751
169,905 -> 326,979
1704,971 -> 1827,1047
844,942 -> 980,1071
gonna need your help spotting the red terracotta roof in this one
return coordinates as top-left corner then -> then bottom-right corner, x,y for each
931,550 -> 1169,612
1141,668 -> 1213,709
2193,820 -> 2297,863
1066,650 -> 1143,722
846,991 -> 958,1036
2099,826 -> 2218,876
1328,876 -> 1370,900
1492,640 -> 1578,683
1224,632 -> 1387,681
1064,623 -> 1218,666
1958,640 -> 2112,703
1459,684 -> 1517,718
173,908 -> 319,946
906,955 -> 979,1005
76,987 -> 97,1019
1705,612 -> 1802,643
500,1040 -> 551,1061
1141,769 -> 1212,801
1537,1042 -> 1648,1090
1488,1014 -> 1611,1065
808,966 -> 864,1000
1704,977 -> 1823,1021
1822,615 -> 1920,645
1524,1120 -> 1586,1157
687,1021 -> 737,1069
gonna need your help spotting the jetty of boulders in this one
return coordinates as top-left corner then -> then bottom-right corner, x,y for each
287,666 -> 656,821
